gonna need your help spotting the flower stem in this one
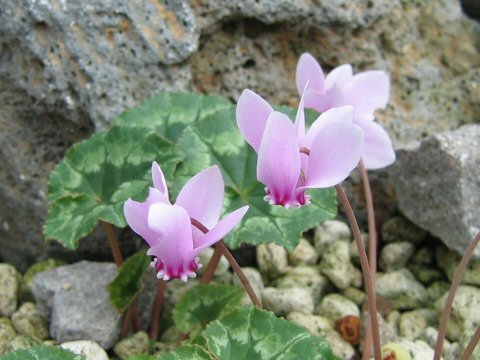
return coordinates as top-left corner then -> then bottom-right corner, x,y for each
460,326 -> 480,360
359,160 -> 377,360
434,231 -> 480,360
190,218 -> 262,308
200,246 -> 223,284
335,185 -> 382,360
150,279 -> 167,340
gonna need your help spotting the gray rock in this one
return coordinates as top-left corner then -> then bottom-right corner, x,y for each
20,259 -> 65,303
0,263 -> 20,317
379,241 -> 415,272
426,281 -> 450,302
322,330 -> 356,360
382,340 -> 435,360
376,269 -> 428,310
232,267 -> 264,306
262,287 -> 314,316
114,331 -> 149,360
11,302 -> 48,341
390,124 -> 480,258
381,216 -> 426,244
436,245 -> 480,286
0,317 -> 16,355
408,264 -> 444,285
314,220 -> 351,254
32,261 -> 122,348
398,309 -> 437,341
256,243 -> 290,282
435,285 -> 480,342
314,294 -> 360,322
9,334 -> 41,351
197,247 -> 230,277
319,240 -> 355,290
411,246 -> 435,266
60,340 -> 110,360
422,327 -> 460,360
286,312 -> 333,336
288,238 -> 318,266
341,287 -> 366,306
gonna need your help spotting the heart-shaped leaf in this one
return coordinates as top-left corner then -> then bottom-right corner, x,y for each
0,346 -> 85,360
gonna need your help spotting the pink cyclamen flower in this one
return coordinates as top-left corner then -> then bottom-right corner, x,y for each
236,89 -> 364,208
124,162 -> 248,281
296,53 -> 395,170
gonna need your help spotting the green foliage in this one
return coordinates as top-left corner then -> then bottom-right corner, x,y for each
0,346 -> 85,360
108,251 -> 151,312
173,284 -> 243,332
156,345 -> 212,360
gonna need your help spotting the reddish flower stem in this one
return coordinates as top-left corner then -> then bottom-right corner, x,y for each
150,279 -> 167,340
434,231 -> 480,360
460,326 -> 480,360
191,218 -> 262,308
335,185 -> 382,360
200,246 -> 223,284
359,159 -> 377,360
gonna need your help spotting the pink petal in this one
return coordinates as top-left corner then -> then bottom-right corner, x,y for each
257,112 -> 301,206
294,85 -> 307,141
124,187 -> 168,246
301,106 -> 354,149
175,165 -> 224,230
342,71 -> 390,119
355,117 -> 396,169
303,86 -> 343,113
325,64 -> 353,91
304,122 -> 363,188
151,161 -> 170,202
236,89 -> 273,153
191,206 -> 249,254
296,53 -> 325,95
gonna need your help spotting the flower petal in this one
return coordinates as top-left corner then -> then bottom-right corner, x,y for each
151,161 -> 170,202
294,84 -> 307,141
257,112 -> 301,206
355,117 -> 396,169
191,206 -> 249,254
124,187 -> 167,246
175,165 -> 224,230
342,71 -> 390,119
304,122 -> 363,188
296,53 -> 325,95
236,89 -> 273,153
325,64 -> 353,91
301,106 -> 354,149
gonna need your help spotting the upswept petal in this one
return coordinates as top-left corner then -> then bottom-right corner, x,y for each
191,206 -> 249,255
325,64 -> 353,91
342,70 -> 390,119
151,161 -> 170,202
355,117 -> 396,170
124,187 -> 167,246
303,122 -> 363,189
147,203 -> 193,268
175,165 -> 224,230
294,85 -> 307,141
296,53 -> 325,94
303,86 -> 344,113
257,112 -> 301,206
236,89 -> 273,153
301,106 -> 354,149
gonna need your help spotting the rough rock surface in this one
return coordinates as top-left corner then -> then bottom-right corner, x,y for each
0,0 -> 479,268
31,261 -> 121,349
390,125 -> 480,257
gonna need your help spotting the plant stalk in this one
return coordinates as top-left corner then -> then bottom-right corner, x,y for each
200,245 -> 223,284
335,185 -> 382,360
150,279 -> 167,340
434,231 -> 480,360
460,326 -> 480,360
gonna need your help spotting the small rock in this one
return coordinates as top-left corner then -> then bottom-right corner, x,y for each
262,287 -> 314,316
256,243 -> 290,281
322,330 -> 356,360
386,310 -> 401,333
376,269 -> 428,310
20,259 -> 65,302
315,294 -> 360,322
114,331 -> 149,360
273,266 -> 330,305
11,302 -> 48,340
426,281 -> 450,302
379,241 -> 415,272
0,317 -> 16,355
319,240 -> 355,290
422,327 -> 460,360
232,267 -> 264,306
381,216 -> 426,244
314,220 -> 351,254
60,340 -> 110,360
341,287 -> 366,306
9,334 -> 41,351
288,238 -> 318,266
435,285 -> 480,342
351,267 -> 364,289
349,233 -> 368,267
197,247 -> 230,277
360,312 -> 398,354
394,339 -> 435,360
398,309 -> 437,340
286,312 -> 333,336
0,263 -> 20,317
408,264 -> 444,285
411,247 -> 435,266
436,245 -> 480,286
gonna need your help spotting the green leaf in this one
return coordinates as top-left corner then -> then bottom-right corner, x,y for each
44,125 -> 183,249
155,345 -> 213,360
0,346 -> 85,360
203,305 -> 338,360
173,284 -> 243,333
108,251 -> 151,312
